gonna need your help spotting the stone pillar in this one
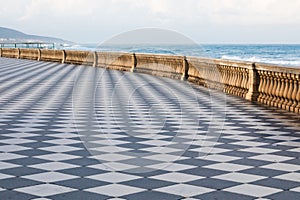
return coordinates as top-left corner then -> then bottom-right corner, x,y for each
181,56 -> 189,81
0,48 -> 2,57
62,50 -> 66,63
93,51 -> 98,67
245,63 -> 259,101
17,48 -> 20,59
131,53 -> 137,72
37,49 -> 41,61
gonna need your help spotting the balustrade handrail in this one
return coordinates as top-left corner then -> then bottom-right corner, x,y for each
0,47 -> 299,114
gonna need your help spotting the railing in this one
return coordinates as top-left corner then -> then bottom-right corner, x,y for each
0,42 -> 55,49
0,47 -> 299,114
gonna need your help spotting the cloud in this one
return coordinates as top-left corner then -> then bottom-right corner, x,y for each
0,0 -> 300,43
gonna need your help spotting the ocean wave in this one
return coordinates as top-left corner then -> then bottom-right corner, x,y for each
221,55 -> 300,67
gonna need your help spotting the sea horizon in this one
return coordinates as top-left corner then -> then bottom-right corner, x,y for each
58,43 -> 300,67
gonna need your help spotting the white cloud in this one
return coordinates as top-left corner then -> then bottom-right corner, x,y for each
0,0 -> 300,43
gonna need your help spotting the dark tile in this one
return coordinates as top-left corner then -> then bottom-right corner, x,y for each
1,167 -> 46,177
8,157 -> 49,166
124,190 -> 182,200
0,190 -> 36,200
122,178 -> 175,189
175,158 -> 216,167
56,178 -> 108,189
252,178 -> 299,190
232,158 -> 271,167
188,178 -> 240,190
62,158 -> 100,166
195,190 -> 253,200
181,167 -> 226,177
266,191 -> 300,200
0,177 -> 40,190
240,167 -> 286,177
49,190 -> 109,200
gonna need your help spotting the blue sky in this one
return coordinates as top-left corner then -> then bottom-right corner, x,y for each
0,0 -> 300,44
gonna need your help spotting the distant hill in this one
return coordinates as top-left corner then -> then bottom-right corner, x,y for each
0,27 -> 72,44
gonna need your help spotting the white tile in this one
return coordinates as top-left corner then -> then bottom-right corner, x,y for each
24,172 -> 78,183
0,161 -> 20,170
147,163 -> 195,172
150,172 -> 202,183
276,141 -> 300,147
266,135 -> 299,141
35,153 -> 80,161
224,135 -> 256,141
213,172 -> 265,183
89,153 -> 133,162
45,139 -> 81,145
144,154 -> 187,162
0,173 -> 14,180
198,154 -> 240,162
224,184 -> 282,197
274,172 -> 300,182
142,147 -> 179,154
15,184 -> 76,197
155,184 -> 214,197
87,172 -> 140,183
0,187 -> 5,192
139,140 -> 175,146
239,147 -> 279,154
261,163 -> 300,172
231,141 -> 268,147
204,163 -> 252,172
90,139 -> 129,146
0,152 -> 26,161
0,138 -> 35,144
2,132 -> 37,138
287,148 -> 300,152
191,147 -> 231,154
30,162 -> 79,171
85,184 -> 145,197
290,186 -> 300,192
88,162 -> 137,171
250,154 -> 293,162
90,146 -> 130,153
40,145 -> 82,153
0,145 -> 31,152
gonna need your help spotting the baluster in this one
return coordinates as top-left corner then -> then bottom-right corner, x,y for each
263,71 -> 271,104
257,70 -> 264,102
295,75 -> 300,113
290,74 -> 298,112
224,66 -> 230,93
277,73 -> 286,108
274,72 -> 281,107
286,74 -> 294,111
268,71 -> 275,105
270,72 -> 278,106
236,68 -> 242,96
282,73 -> 289,110
241,68 -> 247,97
233,67 -> 238,96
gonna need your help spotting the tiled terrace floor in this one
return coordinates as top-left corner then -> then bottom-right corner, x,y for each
0,57 -> 300,200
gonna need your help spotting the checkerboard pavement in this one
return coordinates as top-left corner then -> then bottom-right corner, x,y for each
0,57 -> 300,199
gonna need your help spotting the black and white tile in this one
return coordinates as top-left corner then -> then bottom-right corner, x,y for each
0,57 -> 300,199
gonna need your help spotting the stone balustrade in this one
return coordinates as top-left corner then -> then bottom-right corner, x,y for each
256,63 -> 300,113
0,48 -> 299,114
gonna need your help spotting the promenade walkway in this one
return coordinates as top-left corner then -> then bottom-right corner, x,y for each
0,57 -> 300,199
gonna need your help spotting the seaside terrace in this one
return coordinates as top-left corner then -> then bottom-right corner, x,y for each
0,48 -> 299,199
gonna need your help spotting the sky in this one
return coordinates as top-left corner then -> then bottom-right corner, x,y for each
1,0 -> 300,44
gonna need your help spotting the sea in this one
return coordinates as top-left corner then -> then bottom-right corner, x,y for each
60,44 -> 300,68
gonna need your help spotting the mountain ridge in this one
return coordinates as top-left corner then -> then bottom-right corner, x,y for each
0,27 -> 72,44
